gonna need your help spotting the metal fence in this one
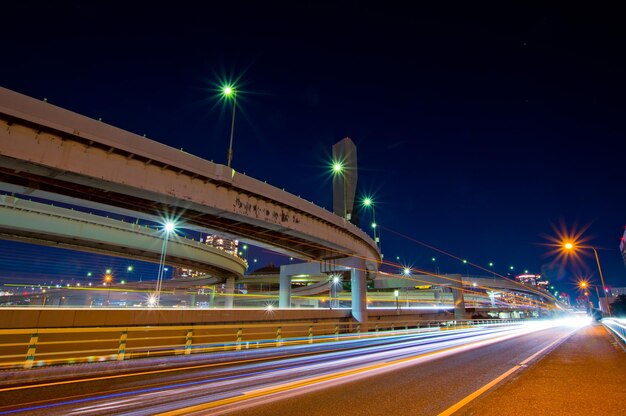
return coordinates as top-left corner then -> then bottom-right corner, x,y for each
602,318 -> 626,343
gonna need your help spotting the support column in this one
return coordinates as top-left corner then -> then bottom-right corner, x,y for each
224,277 -> 235,309
279,268 -> 291,308
434,288 -> 442,305
351,267 -> 367,326
452,285 -> 466,320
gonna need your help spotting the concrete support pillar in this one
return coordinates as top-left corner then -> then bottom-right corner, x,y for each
351,267 -> 367,326
434,288 -> 442,305
279,269 -> 291,308
452,285 -> 466,320
224,277 -> 235,309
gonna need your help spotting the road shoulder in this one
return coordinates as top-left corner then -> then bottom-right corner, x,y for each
455,323 -> 626,415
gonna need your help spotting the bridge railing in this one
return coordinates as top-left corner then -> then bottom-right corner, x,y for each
602,318 -> 626,343
0,286 -> 504,310
0,318 -> 529,370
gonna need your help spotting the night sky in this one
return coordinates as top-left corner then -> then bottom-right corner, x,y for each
1,2 -> 625,297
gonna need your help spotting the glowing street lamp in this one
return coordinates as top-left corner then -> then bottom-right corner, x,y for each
563,242 -> 612,316
578,280 -> 595,312
579,280 -> 602,309
362,196 -> 380,247
331,160 -> 349,220
330,275 -> 341,308
432,257 -> 439,275
154,220 -> 177,307
222,84 -> 237,168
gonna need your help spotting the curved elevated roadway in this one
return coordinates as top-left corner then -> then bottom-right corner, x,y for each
0,195 -> 247,280
0,87 -> 380,267
0,86 -> 380,321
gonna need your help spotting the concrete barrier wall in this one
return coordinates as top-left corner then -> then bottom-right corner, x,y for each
0,308 -> 351,329
0,307 -> 451,329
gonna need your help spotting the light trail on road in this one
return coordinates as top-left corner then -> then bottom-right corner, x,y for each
0,319 -> 585,415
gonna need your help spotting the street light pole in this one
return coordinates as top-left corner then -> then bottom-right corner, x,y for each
579,281 -> 593,313
371,202 -> 377,243
332,161 -> 347,220
362,197 -> 380,247
330,275 -> 341,308
564,242 -> 612,317
592,247 -> 612,316
594,285 -> 602,310
222,85 -> 237,168
155,221 -> 175,307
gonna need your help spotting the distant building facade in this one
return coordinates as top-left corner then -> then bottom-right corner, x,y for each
172,235 -> 240,279
619,227 -> 626,266
515,274 -> 549,289
610,287 -> 626,297
172,267 -> 203,279
205,235 -> 239,256
516,274 -> 538,285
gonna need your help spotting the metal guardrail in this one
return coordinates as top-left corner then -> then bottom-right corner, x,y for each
0,318 -> 524,370
602,318 -> 626,343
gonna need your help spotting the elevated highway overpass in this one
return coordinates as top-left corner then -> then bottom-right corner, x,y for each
0,86 -> 380,321
0,195 -> 247,280
0,86 -> 561,322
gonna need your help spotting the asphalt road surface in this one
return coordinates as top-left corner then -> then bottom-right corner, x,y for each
0,321 -> 580,415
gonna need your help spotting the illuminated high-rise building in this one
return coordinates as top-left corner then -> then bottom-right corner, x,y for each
205,235 -> 239,256
516,274 -> 539,285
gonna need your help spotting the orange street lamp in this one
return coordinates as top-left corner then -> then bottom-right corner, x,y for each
578,280 -> 603,312
564,242 -> 611,316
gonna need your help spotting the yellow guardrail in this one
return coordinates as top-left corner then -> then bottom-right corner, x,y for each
0,318 -> 522,369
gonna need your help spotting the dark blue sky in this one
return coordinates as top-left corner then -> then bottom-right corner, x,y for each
1,1 -> 625,295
